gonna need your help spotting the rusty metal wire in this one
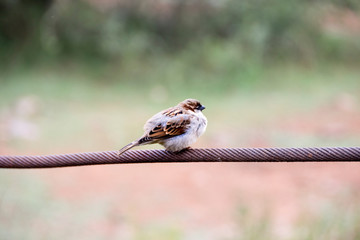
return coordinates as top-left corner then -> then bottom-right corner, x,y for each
0,147 -> 359,168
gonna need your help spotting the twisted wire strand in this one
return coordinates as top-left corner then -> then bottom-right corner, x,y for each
0,147 -> 359,169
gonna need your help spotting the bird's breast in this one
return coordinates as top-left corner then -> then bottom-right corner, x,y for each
190,113 -> 207,137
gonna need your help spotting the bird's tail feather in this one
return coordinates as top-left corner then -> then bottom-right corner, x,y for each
118,136 -> 154,156
117,141 -> 139,156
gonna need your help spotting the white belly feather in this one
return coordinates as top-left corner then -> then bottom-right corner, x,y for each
161,111 -> 207,152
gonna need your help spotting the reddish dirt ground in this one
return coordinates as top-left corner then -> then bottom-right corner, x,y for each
39,162 -> 360,237
38,103 -> 360,238
1,95 -> 356,237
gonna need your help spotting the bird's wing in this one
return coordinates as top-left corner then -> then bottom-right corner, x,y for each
146,109 -> 191,140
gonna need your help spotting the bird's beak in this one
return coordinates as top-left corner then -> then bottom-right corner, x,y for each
199,105 -> 206,111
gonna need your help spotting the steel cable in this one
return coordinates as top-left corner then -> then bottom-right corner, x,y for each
0,147 -> 359,168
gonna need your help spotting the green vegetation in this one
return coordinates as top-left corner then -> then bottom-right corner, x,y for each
1,0 -> 360,68
1,1 -> 360,239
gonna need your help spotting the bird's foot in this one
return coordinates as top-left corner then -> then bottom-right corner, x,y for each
167,147 -> 192,154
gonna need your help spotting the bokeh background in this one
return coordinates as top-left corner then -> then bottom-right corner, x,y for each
1,0 -> 360,239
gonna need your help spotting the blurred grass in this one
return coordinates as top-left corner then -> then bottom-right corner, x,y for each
0,171 -> 134,240
1,59 -> 359,154
1,170 -> 360,240
230,197 -> 360,240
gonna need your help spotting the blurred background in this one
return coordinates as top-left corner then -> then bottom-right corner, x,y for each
1,0 -> 360,239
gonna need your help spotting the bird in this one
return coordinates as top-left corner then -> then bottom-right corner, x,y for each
118,98 -> 207,156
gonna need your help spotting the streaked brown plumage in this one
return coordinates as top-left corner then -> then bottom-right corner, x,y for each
118,99 -> 207,156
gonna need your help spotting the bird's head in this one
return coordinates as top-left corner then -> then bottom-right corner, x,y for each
179,99 -> 205,112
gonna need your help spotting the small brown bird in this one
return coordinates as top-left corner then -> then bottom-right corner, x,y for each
118,99 -> 207,156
